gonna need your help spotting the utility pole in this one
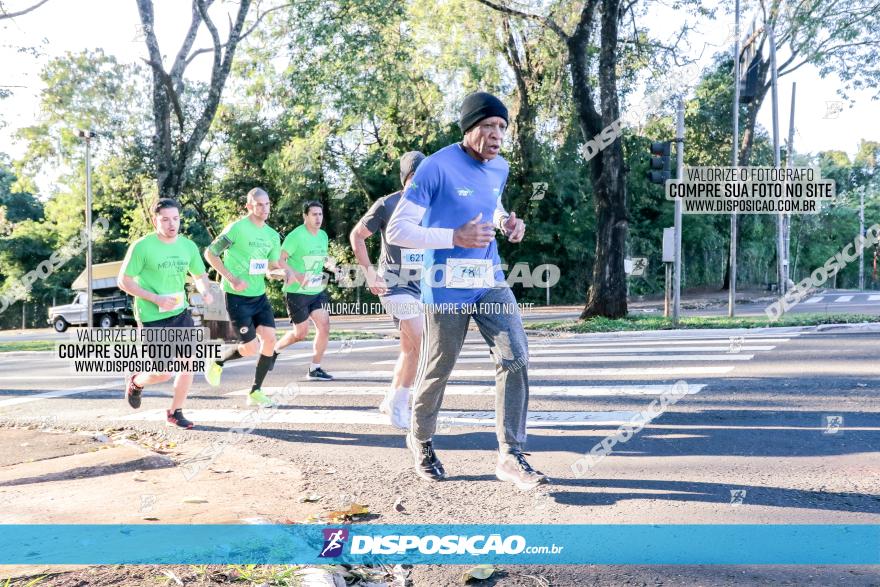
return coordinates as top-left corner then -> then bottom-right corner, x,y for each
860,187 -> 866,290
786,82 -> 796,289
729,0 -> 741,318
78,130 -> 96,328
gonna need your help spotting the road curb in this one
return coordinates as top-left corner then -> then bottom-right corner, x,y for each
525,321 -> 880,339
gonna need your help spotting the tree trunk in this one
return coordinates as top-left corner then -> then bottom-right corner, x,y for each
578,0 -> 628,319
136,0 -> 251,199
474,0 -> 628,318
502,19 -> 539,212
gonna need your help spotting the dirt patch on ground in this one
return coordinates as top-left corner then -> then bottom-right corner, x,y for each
0,428 -> 102,467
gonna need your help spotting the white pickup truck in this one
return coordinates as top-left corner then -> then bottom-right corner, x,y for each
47,261 -> 135,332
47,291 -> 135,332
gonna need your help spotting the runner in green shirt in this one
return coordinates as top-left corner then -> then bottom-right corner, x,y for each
118,198 -> 214,429
274,200 -> 339,381
203,188 -> 291,407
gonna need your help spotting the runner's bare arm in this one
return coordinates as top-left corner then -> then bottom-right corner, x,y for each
493,196 -> 509,229
192,273 -> 214,305
350,223 -> 387,295
117,274 -> 177,311
274,250 -> 305,287
494,197 -> 525,243
203,249 -> 247,291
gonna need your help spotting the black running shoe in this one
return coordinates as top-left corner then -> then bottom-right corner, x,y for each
496,450 -> 547,490
308,367 -> 333,381
406,433 -> 446,481
166,409 -> 194,429
125,374 -> 143,409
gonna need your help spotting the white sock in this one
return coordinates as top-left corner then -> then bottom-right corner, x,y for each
310,363 -> 320,370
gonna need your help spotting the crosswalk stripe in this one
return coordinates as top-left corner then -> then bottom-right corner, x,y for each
534,334 -> 799,341
803,296 -> 823,304
0,382 -> 118,408
220,342 -> 401,370
835,295 -> 854,302
225,383 -> 706,397
374,354 -> 753,365
117,408 -> 650,427
325,366 -> 734,379
465,337 -> 793,349
869,295 -> 880,301
460,345 -> 774,356
0,375 -> 117,381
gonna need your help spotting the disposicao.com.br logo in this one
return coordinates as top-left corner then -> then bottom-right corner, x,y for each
320,528 -> 563,556
318,528 -> 349,558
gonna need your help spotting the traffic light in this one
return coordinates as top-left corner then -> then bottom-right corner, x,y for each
739,54 -> 760,103
647,141 -> 671,184
738,26 -> 760,104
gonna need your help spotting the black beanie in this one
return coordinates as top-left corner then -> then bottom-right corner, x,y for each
399,151 -> 426,186
459,92 -> 508,133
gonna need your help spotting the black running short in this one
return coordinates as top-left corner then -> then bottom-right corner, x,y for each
225,293 -> 276,343
139,311 -> 195,366
140,310 -> 195,329
285,290 -> 330,325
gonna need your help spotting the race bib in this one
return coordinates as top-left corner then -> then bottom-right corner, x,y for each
305,273 -> 324,289
162,291 -> 186,312
445,258 -> 494,289
249,259 -> 269,275
169,291 -> 186,311
400,249 -> 424,270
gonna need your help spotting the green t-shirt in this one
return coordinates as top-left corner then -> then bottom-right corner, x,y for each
215,217 -> 281,297
281,224 -> 329,294
121,233 -> 206,323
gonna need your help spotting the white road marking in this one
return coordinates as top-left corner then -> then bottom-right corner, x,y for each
220,342 -> 400,370
225,383 -> 706,397
374,354 -> 754,365
465,338 -> 793,350
803,297 -> 823,304
835,295 -> 854,303
326,366 -> 734,379
0,382 -> 119,408
117,408 -> 650,427
869,295 -> 880,301
0,375 -> 117,381
459,345 -> 774,356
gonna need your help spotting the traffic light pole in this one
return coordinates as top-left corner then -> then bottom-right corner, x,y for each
770,23 -> 785,299
673,99 -> 684,326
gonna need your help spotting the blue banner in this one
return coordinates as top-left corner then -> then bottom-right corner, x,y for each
0,525 -> 877,565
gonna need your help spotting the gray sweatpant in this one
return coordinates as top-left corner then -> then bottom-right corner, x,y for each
411,286 -> 529,453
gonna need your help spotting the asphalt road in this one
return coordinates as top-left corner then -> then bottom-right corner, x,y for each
5,288 -> 880,344
0,321 -> 878,585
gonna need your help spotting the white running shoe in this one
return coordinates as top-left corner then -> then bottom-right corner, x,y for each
389,387 -> 411,430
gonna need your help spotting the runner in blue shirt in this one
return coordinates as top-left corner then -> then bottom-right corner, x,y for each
387,92 -> 546,490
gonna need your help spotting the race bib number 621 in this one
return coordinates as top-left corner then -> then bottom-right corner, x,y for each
401,249 -> 424,270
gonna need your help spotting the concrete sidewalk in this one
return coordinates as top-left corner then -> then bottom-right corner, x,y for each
0,425 -> 345,583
